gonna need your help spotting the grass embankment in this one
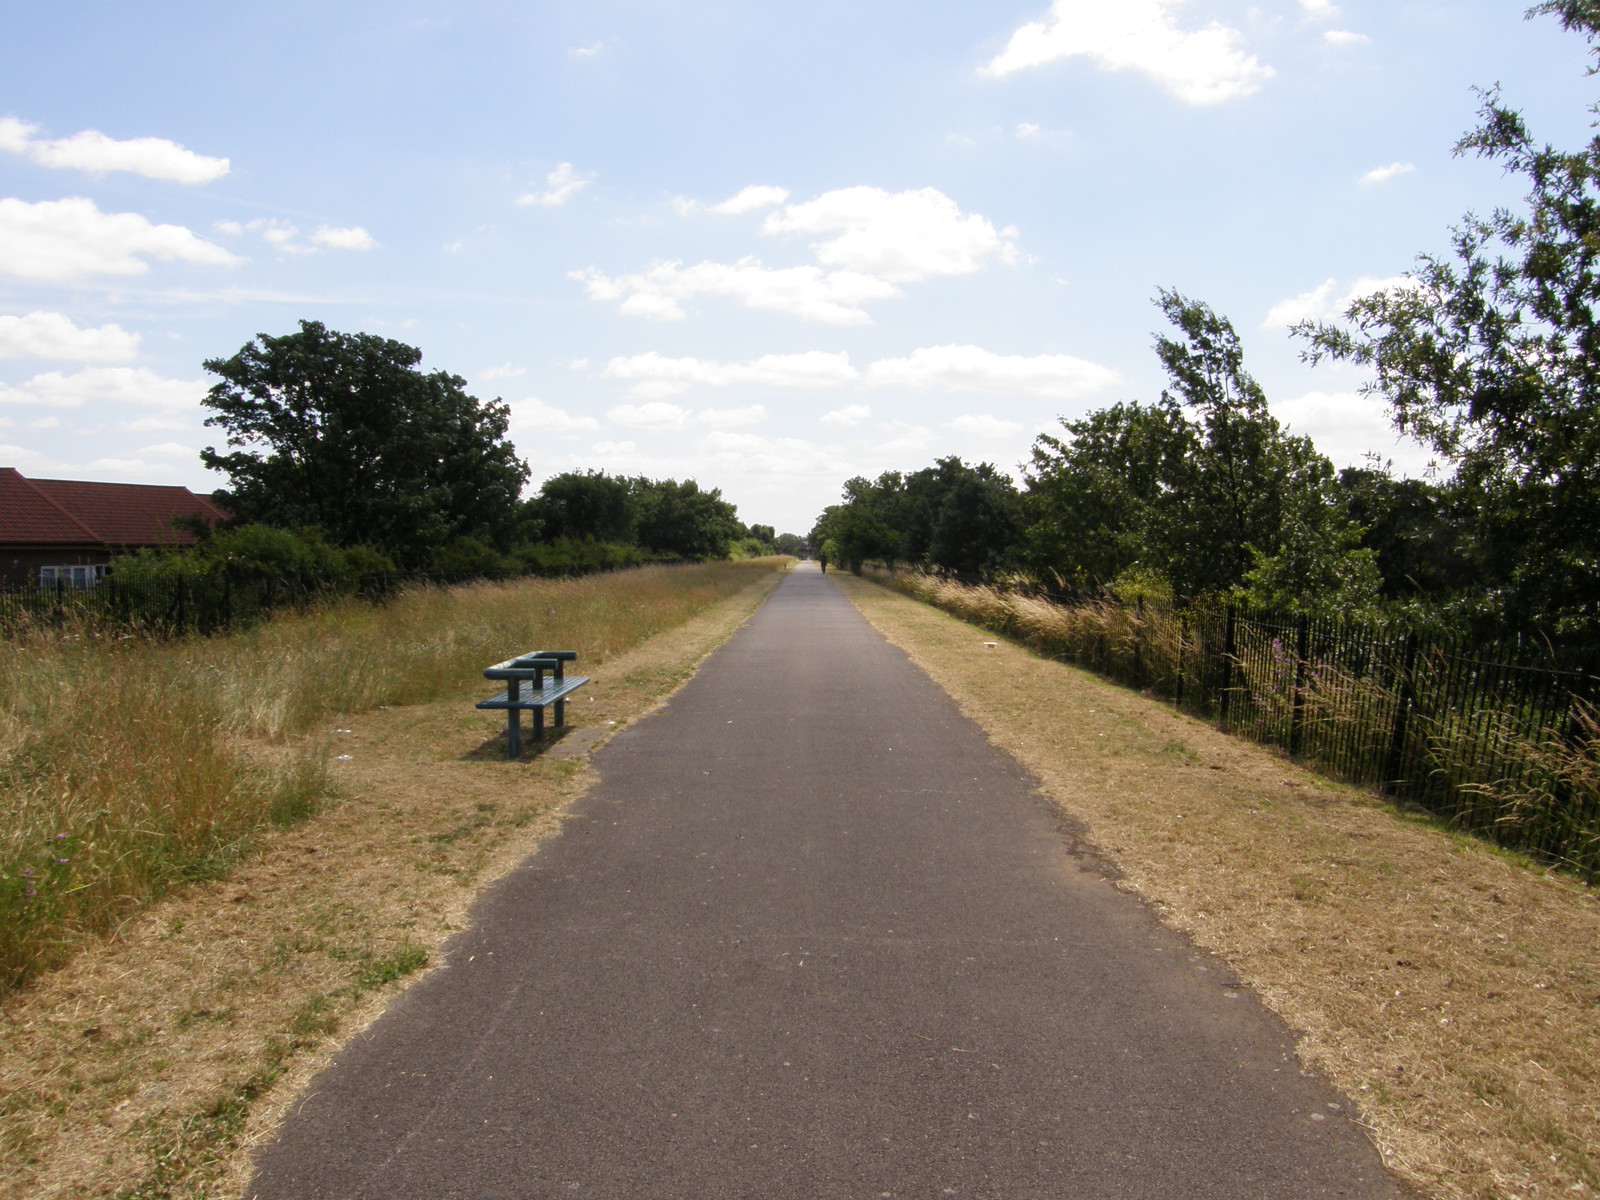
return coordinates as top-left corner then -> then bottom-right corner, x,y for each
0,561 -> 780,991
832,570 -> 1600,1200
0,558 -> 788,1200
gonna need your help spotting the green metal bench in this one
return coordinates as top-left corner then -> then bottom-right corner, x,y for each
476,650 -> 588,758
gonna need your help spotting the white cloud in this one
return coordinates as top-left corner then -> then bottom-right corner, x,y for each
572,260 -> 899,325
710,185 -> 791,215
479,363 -> 526,381
1016,122 -> 1042,139
820,404 -> 872,428
592,440 -> 637,456
212,217 -> 375,256
518,162 -> 594,208
119,413 -> 196,433
981,0 -> 1274,106
0,197 -> 239,282
509,397 -> 600,435
1360,161 -> 1416,186
0,311 -> 140,361
1299,0 -> 1339,18
1263,275 -> 1414,328
606,401 -> 690,429
567,42 -> 604,57
0,366 -> 207,410
1272,389 -> 1436,475
876,420 -> 937,456
697,405 -> 767,429
1323,29 -> 1370,47
577,186 -> 1014,323
134,441 -> 198,458
866,344 -> 1119,398
310,224 -> 378,251
764,186 -> 1016,282
601,350 -> 858,397
0,117 -> 229,183
946,413 -> 1024,438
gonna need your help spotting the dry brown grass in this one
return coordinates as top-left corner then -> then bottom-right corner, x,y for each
832,571 -> 1600,1200
0,562 -> 777,991
0,565 -> 787,1200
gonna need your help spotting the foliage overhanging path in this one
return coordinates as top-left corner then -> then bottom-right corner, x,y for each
249,565 -> 1405,1200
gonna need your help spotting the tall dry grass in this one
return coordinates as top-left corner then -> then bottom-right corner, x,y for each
870,566 -> 1600,879
0,560 -> 784,990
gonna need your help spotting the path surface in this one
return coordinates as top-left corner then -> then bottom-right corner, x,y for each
250,566 -> 1407,1199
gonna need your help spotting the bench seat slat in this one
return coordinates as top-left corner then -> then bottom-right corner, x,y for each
475,676 -> 589,710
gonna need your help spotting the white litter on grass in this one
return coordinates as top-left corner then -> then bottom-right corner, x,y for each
334,729 -> 352,734
335,754 -> 354,761
981,641 -> 998,648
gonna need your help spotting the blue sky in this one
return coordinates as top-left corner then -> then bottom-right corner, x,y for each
0,1 -> 1591,535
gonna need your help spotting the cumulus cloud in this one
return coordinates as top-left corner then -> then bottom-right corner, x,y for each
0,197 -> 239,282
1299,0 -> 1339,17
0,311 -> 140,361
509,397 -> 600,435
0,117 -> 229,183
518,162 -> 594,208
601,350 -> 858,397
1360,161 -> 1416,186
866,344 -> 1119,398
1263,275 -> 1414,328
820,404 -> 871,428
981,0 -> 1274,106
1323,29 -> 1370,46
607,401 -> 691,429
214,217 -> 376,255
0,366 -> 207,410
575,186 -> 1016,324
696,405 -> 767,429
764,186 -> 1017,282
946,413 -> 1024,438
1272,389 -> 1435,475
479,363 -> 526,381
310,224 -> 378,250
710,185 -> 791,215
567,42 -> 605,57
572,260 -> 899,325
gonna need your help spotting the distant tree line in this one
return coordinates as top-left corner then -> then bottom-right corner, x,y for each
816,4 -> 1600,643
127,319 -> 797,585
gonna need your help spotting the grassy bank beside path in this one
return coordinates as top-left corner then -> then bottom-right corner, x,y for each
831,571 -> 1600,1200
1,561 -> 782,992
0,561 -> 787,1200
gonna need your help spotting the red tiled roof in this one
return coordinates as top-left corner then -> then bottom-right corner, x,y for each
0,467 -> 98,544
0,467 -> 227,547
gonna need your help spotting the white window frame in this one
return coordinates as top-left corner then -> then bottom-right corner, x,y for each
38,563 -> 108,589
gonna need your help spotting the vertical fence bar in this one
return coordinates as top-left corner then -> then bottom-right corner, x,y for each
1290,613 -> 1310,758
1385,631 -> 1420,795
1218,605 -> 1237,730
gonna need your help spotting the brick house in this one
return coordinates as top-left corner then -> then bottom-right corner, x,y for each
0,467 -> 229,589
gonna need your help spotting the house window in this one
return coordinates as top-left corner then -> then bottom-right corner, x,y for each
38,564 -> 108,589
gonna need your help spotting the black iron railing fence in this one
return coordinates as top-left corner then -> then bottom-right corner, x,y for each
874,568 -> 1600,881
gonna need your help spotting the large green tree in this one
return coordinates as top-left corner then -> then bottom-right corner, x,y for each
1025,292 -> 1377,614
1295,3 -> 1600,634
200,321 -> 528,565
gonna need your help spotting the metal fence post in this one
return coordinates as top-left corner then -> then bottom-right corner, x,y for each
1290,613 -> 1310,757
1384,631 -> 1420,794
1218,605 -> 1237,729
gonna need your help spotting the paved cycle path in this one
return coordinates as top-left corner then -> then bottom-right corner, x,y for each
250,565 -> 1407,1199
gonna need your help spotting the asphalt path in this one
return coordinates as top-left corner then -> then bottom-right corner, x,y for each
250,564 -> 1408,1199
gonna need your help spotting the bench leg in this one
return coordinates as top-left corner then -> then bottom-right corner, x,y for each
533,705 -> 545,744
554,697 -> 566,728
506,709 -> 521,759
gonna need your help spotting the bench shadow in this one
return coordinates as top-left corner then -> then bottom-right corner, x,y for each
461,725 -> 573,763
